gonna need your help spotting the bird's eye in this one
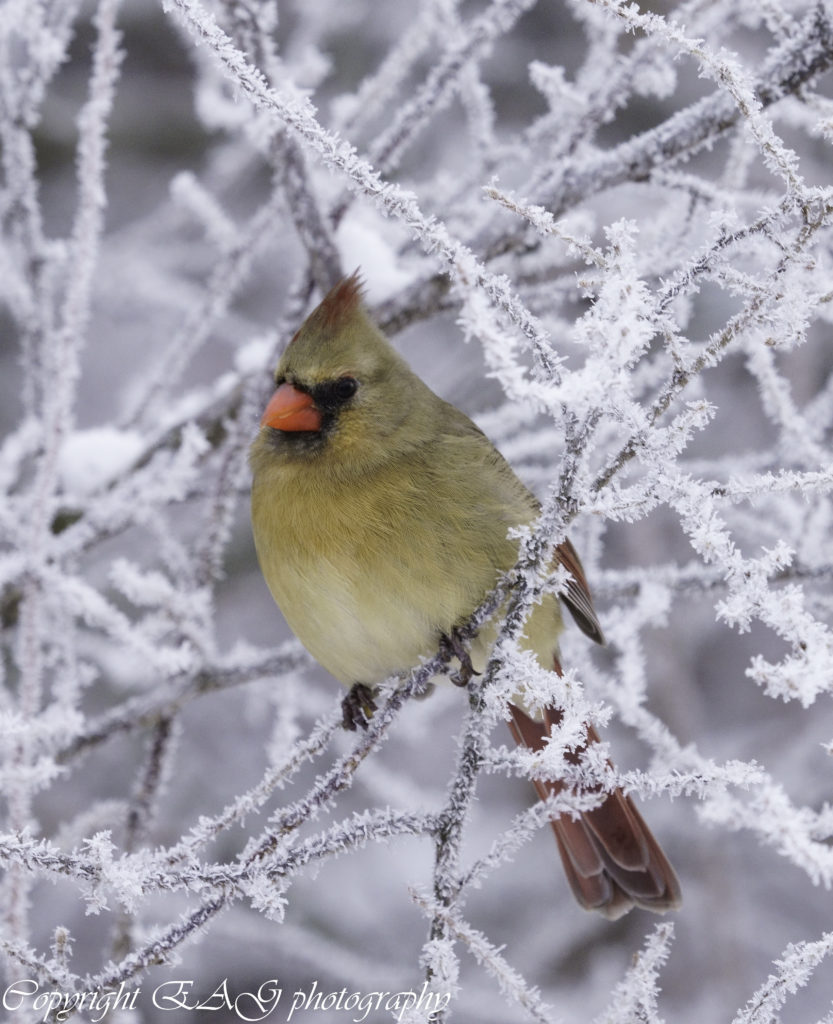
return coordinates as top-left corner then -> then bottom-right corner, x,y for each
332,376 -> 358,401
310,376 -> 359,412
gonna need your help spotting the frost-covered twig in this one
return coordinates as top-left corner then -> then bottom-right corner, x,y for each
731,933 -> 833,1024
367,0 -> 537,175
594,923 -> 675,1024
413,890 -> 558,1024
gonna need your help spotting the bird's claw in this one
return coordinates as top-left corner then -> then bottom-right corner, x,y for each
440,629 -> 480,687
342,682 -> 377,730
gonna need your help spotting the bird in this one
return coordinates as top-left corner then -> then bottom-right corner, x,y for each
249,272 -> 681,919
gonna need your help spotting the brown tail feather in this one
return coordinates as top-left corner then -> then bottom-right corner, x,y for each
507,702 -> 681,920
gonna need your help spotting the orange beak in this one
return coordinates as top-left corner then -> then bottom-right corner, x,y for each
261,382 -> 322,432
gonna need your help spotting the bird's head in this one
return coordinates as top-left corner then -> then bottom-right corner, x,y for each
254,272 -> 434,473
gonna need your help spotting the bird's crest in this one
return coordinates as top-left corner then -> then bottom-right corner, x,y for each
318,270 -> 365,330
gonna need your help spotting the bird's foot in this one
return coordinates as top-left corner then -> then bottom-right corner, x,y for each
440,629 -> 480,687
341,682 -> 377,731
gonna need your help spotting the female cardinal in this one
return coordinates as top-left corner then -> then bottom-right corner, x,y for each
250,273 -> 680,919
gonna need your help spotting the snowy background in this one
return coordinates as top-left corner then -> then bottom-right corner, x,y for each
1,0 -> 833,1021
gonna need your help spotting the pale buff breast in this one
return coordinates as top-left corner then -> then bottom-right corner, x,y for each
251,445 -> 563,688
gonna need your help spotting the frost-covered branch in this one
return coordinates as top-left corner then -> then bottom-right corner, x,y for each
731,933 -> 833,1024
413,890 -> 557,1024
594,923 -> 675,1024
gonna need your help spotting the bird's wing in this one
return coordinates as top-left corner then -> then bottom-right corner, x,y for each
437,403 -> 605,645
555,537 -> 605,645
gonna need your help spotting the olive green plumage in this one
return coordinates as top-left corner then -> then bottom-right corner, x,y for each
249,274 -> 560,684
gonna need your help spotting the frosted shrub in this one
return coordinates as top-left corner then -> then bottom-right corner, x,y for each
0,0 -> 832,1021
